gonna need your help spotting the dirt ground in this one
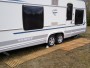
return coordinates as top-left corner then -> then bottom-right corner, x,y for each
0,27 -> 90,68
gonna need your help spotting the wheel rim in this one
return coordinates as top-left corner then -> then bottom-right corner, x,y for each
57,36 -> 63,43
49,37 -> 55,46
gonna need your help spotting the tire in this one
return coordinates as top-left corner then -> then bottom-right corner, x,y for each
73,35 -> 80,38
55,34 -> 63,44
48,35 -> 55,47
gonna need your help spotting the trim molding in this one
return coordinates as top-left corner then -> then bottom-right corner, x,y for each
14,25 -> 85,34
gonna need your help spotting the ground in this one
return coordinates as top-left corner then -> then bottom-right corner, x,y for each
0,27 -> 90,68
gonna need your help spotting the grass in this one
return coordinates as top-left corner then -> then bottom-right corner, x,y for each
81,27 -> 90,39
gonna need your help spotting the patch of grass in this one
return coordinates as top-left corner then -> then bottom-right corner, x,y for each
81,27 -> 90,39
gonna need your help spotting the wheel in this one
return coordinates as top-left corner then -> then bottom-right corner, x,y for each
48,35 -> 55,47
55,34 -> 63,44
73,34 -> 80,38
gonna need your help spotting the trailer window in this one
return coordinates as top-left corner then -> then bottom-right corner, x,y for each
23,5 -> 44,30
67,3 -> 73,20
75,10 -> 84,25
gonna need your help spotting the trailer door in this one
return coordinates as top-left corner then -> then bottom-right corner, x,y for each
66,3 -> 74,26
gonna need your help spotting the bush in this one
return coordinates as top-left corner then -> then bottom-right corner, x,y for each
87,18 -> 90,26
87,11 -> 90,26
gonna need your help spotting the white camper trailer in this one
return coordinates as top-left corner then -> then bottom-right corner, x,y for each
0,0 -> 86,52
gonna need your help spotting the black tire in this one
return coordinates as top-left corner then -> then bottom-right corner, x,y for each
48,35 -> 55,47
55,34 -> 63,44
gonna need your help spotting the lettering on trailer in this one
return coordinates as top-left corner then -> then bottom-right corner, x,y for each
52,9 -> 58,16
0,34 -> 47,46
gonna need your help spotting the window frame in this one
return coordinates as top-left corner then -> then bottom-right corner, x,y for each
22,5 -> 44,30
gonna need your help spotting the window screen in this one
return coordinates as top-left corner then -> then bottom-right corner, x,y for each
52,0 -> 58,5
75,10 -> 84,25
22,5 -> 44,30
66,3 -> 73,20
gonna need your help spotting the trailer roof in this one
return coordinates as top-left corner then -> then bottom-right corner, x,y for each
0,0 -> 85,7
0,0 -> 85,2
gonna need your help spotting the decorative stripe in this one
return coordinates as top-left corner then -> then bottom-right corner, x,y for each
0,34 -> 47,46
0,28 -> 22,32
14,25 -> 85,34
14,26 -> 73,34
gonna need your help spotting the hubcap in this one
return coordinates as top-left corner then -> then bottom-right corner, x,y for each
49,37 -> 55,46
58,36 -> 63,43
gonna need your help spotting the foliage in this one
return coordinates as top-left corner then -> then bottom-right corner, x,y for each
87,11 -> 90,26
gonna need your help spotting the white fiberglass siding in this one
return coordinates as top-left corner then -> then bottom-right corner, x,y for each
0,2 -> 22,30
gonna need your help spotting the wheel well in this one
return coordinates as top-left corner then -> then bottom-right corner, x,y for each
55,33 -> 64,38
46,33 -> 64,43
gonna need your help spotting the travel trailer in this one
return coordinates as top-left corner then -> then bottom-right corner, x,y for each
0,0 -> 86,52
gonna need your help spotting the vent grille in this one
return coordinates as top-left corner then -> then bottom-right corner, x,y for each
52,0 -> 58,5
